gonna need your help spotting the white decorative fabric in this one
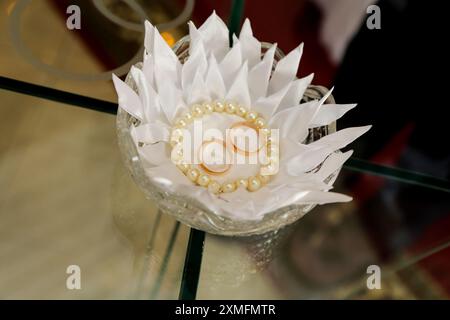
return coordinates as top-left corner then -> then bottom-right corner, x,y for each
113,12 -> 371,220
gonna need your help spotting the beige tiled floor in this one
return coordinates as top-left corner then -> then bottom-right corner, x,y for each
0,0 -> 188,299
0,88 -> 190,300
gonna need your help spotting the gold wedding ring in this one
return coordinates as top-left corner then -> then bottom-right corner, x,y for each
198,139 -> 231,175
228,121 -> 266,156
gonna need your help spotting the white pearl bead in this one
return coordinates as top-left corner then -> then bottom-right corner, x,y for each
191,104 -> 204,118
262,164 -> 277,174
183,112 -> 194,123
246,111 -> 258,121
202,102 -> 214,114
247,176 -> 262,192
258,174 -> 271,184
170,129 -> 183,146
236,178 -> 248,189
187,168 -> 199,182
175,118 -> 187,128
171,128 -> 183,138
197,174 -> 211,187
259,128 -> 270,136
225,102 -> 237,114
236,106 -> 248,118
269,143 -> 279,154
267,147 -> 279,162
214,101 -> 225,112
176,163 -> 190,173
222,182 -> 236,193
174,148 -> 184,160
255,117 -> 266,128
208,181 -> 221,194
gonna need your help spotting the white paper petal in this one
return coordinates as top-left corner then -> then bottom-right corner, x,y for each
217,188 -> 271,219
263,139 -> 328,185
205,55 -> 226,99
188,21 -> 203,56
198,11 -> 229,61
152,27 -> 181,91
146,163 -> 191,186
268,43 -> 303,94
309,125 -> 372,150
137,142 -> 170,166
277,73 -> 314,112
289,179 -> 333,192
199,11 -> 229,34
269,172 -> 331,192
112,74 -> 143,121
158,82 -> 186,123
142,20 -> 155,80
252,82 -> 291,118
239,18 -> 261,68
309,103 -> 357,128
219,40 -> 242,89
269,88 -> 333,142
286,146 -> 332,176
187,71 -> 210,105
182,41 -> 208,91
286,147 -> 353,178
219,184 -> 346,219
248,44 -> 277,103
293,190 -> 352,205
286,126 -> 371,176
279,138 -> 310,161
269,101 -> 319,141
315,150 -> 353,182
131,122 -> 170,144
130,66 -> 163,123
144,20 -> 155,54
226,61 -> 251,107
142,53 -> 155,88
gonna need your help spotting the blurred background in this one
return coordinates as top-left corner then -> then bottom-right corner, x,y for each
0,0 -> 449,299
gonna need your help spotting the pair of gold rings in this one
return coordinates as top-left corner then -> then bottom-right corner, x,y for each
199,121 -> 268,175
171,100 -> 275,193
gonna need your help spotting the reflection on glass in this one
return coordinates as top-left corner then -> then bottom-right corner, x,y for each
197,169 -> 450,299
0,91 -> 188,299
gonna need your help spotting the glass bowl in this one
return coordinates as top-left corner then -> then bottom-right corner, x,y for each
116,36 -> 339,236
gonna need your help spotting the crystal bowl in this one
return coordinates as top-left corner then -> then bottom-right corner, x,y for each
116,36 -> 338,236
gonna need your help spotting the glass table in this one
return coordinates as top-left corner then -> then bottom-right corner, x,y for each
1,0 -> 449,300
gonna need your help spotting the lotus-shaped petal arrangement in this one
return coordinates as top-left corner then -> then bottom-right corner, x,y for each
113,12 -> 371,227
